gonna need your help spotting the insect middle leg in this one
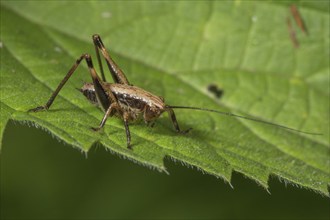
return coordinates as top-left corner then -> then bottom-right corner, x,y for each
91,103 -> 119,132
93,108 -> 132,149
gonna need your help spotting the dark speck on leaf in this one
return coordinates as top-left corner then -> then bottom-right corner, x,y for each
207,84 -> 224,99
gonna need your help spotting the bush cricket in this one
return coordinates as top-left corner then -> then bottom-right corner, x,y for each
28,34 -> 321,149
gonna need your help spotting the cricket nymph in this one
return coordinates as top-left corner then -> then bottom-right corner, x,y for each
28,34 -> 320,149
28,34 -> 189,149
79,82 -> 166,123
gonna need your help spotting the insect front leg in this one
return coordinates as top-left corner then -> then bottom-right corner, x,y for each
166,107 -> 192,134
92,34 -> 130,85
28,54 -> 101,112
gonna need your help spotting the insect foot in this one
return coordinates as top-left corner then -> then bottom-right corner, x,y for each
145,121 -> 155,128
91,127 -> 102,132
178,128 -> 193,134
28,106 -> 48,113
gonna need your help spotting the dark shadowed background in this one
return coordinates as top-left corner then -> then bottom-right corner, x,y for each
1,122 -> 329,219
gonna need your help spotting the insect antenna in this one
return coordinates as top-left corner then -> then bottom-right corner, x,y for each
166,105 -> 322,135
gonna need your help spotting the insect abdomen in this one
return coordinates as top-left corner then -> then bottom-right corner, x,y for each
115,92 -> 146,111
107,84 -> 165,110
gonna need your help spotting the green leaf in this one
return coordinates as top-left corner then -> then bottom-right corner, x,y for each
1,1 -> 329,196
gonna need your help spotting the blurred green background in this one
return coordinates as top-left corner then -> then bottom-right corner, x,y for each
1,122 -> 329,219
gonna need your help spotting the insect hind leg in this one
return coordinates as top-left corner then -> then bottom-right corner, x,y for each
92,34 -> 130,85
28,54 -> 101,112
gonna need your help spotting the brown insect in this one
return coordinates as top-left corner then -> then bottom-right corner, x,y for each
290,4 -> 308,35
29,35 -> 321,149
287,16 -> 299,48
